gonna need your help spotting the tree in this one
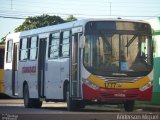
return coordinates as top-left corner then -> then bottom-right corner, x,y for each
15,14 -> 65,32
0,14 -> 78,43
65,15 -> 77,22
0,33 -> 9,44
0,36 -> 5,44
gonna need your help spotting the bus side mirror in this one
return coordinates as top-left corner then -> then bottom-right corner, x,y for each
79,35 -> 85,48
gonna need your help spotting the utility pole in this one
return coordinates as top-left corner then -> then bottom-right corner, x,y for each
110,2 -> 111,16
11,0 -> 13,9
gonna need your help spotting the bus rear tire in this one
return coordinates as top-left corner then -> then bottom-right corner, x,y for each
24,84 -> 42,108
23,84 -> 32,108
124,100 -> 135,112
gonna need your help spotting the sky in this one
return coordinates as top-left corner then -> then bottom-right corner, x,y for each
0,0 -> 160,40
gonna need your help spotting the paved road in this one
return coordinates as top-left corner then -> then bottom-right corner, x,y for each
0,99 -> 159,120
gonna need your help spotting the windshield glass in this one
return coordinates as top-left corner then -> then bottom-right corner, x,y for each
84,21 -> 153,77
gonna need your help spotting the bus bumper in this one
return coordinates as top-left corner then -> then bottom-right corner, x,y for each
82,84 -> 152,102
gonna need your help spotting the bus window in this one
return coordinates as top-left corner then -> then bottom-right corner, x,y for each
61,31 -> 70,57
6,40 -> 13,63
29,37 -> 38,60
19,38 -> 28,61
0,48 -> 4,69
48,32 -> 60,59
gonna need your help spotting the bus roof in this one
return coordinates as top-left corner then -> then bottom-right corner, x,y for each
6,18 -> 149,41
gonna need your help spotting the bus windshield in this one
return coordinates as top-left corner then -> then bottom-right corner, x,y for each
84,21 -> 153,77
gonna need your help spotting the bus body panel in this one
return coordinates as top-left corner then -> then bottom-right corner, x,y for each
83,83 -> 152,101
85,75 -> 151,89
45,58 -> 69,99
18,61 -> 39,98
45,59 -> 62,99
59,58 -> 70,97
82,71 -> 153,102
4,56 -> 13,96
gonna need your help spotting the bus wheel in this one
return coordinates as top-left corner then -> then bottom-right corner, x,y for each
66,85 -> 77,111
77,101 -> 85,109
32,99 -> 42,108
23,84 -> 32,108
124,100 -> 135,112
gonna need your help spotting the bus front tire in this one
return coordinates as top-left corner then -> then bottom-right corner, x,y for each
124,100 -> 135,112
66,86 -> 77,111
23,84 -> 32,108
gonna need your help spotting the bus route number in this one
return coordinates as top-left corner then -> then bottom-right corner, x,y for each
104,82 -> 116,88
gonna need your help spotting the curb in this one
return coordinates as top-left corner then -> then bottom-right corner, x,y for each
135,105 -> 160,112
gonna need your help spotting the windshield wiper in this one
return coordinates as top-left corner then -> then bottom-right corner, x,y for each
125,34 -> 138,47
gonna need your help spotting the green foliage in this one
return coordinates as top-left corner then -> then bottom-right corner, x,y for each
0,35 -> 7,44
65,15 -> 77,22
15,14 -> 65,32
0,14 -> 77,44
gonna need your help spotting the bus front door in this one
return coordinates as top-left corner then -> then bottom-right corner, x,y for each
70,33 -> 82,99
38,38 -> 47,98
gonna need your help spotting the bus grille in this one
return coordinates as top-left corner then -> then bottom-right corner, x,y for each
98,76 -> 141,83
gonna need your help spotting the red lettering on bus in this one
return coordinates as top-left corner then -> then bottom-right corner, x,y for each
22,66 -> 36,73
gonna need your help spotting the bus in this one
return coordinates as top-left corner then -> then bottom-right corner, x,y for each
0,45 -> 5,97
4,19 -> 153,111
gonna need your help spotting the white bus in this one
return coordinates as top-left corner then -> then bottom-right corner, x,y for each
4,19 -> 153,111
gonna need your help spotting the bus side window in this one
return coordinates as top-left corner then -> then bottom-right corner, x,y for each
48,32 -> 60,59
6,40 -> 13,63
60,30 -> 70,57
28,36 -> 38,60
0,48 -> 4,68
19,38 -> 28,61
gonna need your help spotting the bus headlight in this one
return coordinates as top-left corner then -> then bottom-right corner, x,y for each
83,78 -> 99,90
139,82 -> 152,91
